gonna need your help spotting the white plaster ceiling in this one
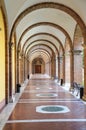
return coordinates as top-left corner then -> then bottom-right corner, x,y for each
16,8 -> 76,44
4,0 -> 86,31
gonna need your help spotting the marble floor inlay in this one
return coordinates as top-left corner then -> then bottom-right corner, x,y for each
6,118 -> 86,123
36,93 -> 58,97
36,105 -> 70,113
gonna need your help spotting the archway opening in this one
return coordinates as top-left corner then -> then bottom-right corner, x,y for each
32,57 -> 45,74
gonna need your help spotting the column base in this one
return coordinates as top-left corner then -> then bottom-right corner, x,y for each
82,94 -> 86,101
69,86 -> 73,91
9,95 -> 15,103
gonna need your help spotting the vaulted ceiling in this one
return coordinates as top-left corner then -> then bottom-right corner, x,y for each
3,0 -> 86,62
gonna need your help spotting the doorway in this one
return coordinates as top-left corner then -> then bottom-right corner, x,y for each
35,65 -> 41,73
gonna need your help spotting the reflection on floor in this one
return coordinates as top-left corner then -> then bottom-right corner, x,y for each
0,74 -> 86,130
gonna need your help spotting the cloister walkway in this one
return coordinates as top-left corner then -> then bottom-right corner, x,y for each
1,74 -> 86,130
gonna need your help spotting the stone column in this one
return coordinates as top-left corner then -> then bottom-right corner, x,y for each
16,50 -> 20,84
57,55 -> 65,85
59,56 -> 64,80
19,54 -> 24,84
65,51 -> 71,86
70,51 -> 74,88
56,57 -> 58,79
82,44 -> 86,100
49,60 -> 51,76
58,56 -> 60,80
11,44 -> 16,94
51,57 -> 53,78
54,57 -> 56,79
24,56 -> 25,80
27,59 -> 29,75
51,56 -> 56,79
9,42 -> 13,100
74,50 -> 82,84
5,43 -> 9,103
63,54 -> 65,84
24,56 -> 28,79
45,61 -> 49,75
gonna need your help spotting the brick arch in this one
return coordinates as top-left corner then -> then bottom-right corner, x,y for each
9,2 -> 86,43
28,48 -> 52,60
27,43 -> 54,59
24,39 -> 60,56
22,33 -> 64,54
73,24 -> 84,85
73,24 -> 84,50
17,22 -> 72,50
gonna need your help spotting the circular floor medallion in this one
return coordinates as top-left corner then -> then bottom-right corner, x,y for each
48,87 -> 53,90
36,87 -> 40,90
42,106 -> 64,112
36,93 -> 57,97
36,105 -> 70,113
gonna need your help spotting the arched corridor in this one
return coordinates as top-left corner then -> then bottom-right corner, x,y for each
0,0 -> 86,130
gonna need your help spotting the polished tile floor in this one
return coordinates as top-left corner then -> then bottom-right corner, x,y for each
1,74 -> 86,130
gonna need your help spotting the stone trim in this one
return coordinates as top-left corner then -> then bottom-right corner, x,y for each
0,99 -> 5,112
73,50 -> 82,55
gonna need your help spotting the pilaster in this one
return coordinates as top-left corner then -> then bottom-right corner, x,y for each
82,44 -> 86,101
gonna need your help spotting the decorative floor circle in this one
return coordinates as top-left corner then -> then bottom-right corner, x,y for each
48,87 -> 53,90
36,93 -> 57,97
36,87 -> 40,90
36,105 -> 70,113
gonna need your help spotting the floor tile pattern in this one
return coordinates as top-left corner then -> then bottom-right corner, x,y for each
1,74 -> 86,130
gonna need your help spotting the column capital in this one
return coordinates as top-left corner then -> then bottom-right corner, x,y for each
73,50 -> 82,55
9,42 -> 14,49
17,49 -> 21,53
82,95 -> 86,101
65,51 -> 72,56
82,44 -> 86,49
57,55 -> 64,59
